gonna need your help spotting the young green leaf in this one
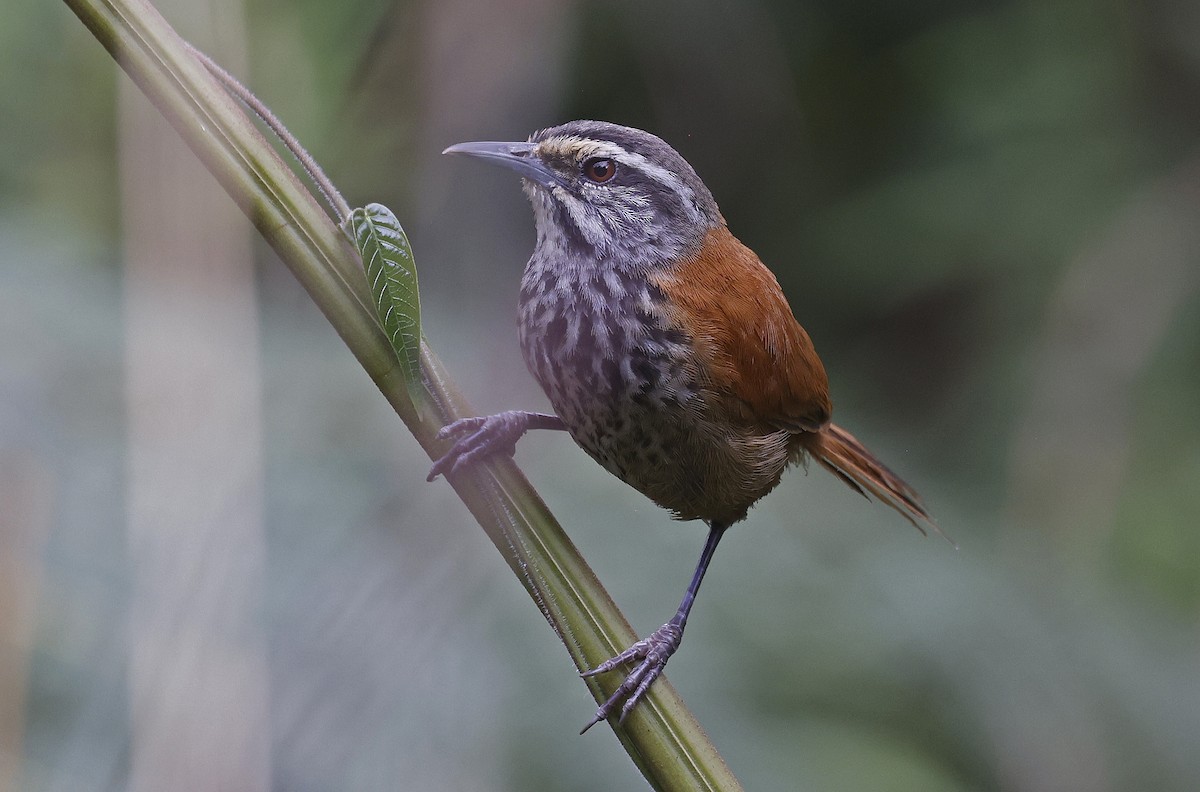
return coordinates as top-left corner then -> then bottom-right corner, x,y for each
351,203 -> 422,404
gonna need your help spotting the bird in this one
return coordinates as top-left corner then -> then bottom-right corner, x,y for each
427,120 -> 943,733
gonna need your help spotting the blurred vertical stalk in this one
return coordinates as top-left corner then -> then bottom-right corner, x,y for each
0,459 -> 52,792
118,0 -> 271,789
1007,154 -> 1200,567
63,0 -> 743,789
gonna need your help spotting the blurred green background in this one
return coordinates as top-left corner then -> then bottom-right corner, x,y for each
3,0 -> 1200,789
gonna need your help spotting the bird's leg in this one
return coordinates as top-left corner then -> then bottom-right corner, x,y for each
580,521 -> 729,734
427,410 -> 566,481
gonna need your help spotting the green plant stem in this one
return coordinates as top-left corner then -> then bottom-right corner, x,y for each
62,0 -> 742,788
185,42 -> 351,224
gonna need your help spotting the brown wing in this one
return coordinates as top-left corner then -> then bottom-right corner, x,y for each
653,225 -> 832,432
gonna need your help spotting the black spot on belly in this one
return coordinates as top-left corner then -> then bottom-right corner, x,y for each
662,327 -> 687,345
546,314 -> 567,349
602,358 -> 623,395
658,434 -> 680,457
632,356 -> 660,393
589,274 -> 613,301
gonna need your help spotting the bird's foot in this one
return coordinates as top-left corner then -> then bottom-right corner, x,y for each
427,411 -> 531,481
579,619 -> 683,733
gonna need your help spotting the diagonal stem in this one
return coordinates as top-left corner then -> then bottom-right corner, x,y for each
61,0 -> 744,790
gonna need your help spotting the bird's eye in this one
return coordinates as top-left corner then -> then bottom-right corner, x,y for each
582,157 -> 617,183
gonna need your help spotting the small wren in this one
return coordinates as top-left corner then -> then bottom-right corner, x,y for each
429,120 -> 941,733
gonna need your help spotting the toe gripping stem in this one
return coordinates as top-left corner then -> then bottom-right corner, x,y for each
579,522 -> 729,734
427,410 -> 565,481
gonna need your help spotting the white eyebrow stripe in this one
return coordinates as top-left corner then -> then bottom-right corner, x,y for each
535,136 -> 621,161
614,150 -> 702,225
535,134 -> 704,228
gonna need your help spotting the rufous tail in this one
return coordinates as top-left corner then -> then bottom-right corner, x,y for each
811,423 -> 952,545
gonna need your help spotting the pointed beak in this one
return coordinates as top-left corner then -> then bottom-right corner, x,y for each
442,140 -> 564,189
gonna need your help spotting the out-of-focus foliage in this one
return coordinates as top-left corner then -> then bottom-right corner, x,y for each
4,0 -> 1199,790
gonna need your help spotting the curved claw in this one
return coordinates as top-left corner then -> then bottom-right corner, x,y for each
427,411 -> 566,482
579,621 -> 683,734
427,415 -> 519,481
435,416 -> 489,442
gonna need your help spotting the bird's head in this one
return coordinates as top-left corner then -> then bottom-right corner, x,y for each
444,120 -> 723,264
